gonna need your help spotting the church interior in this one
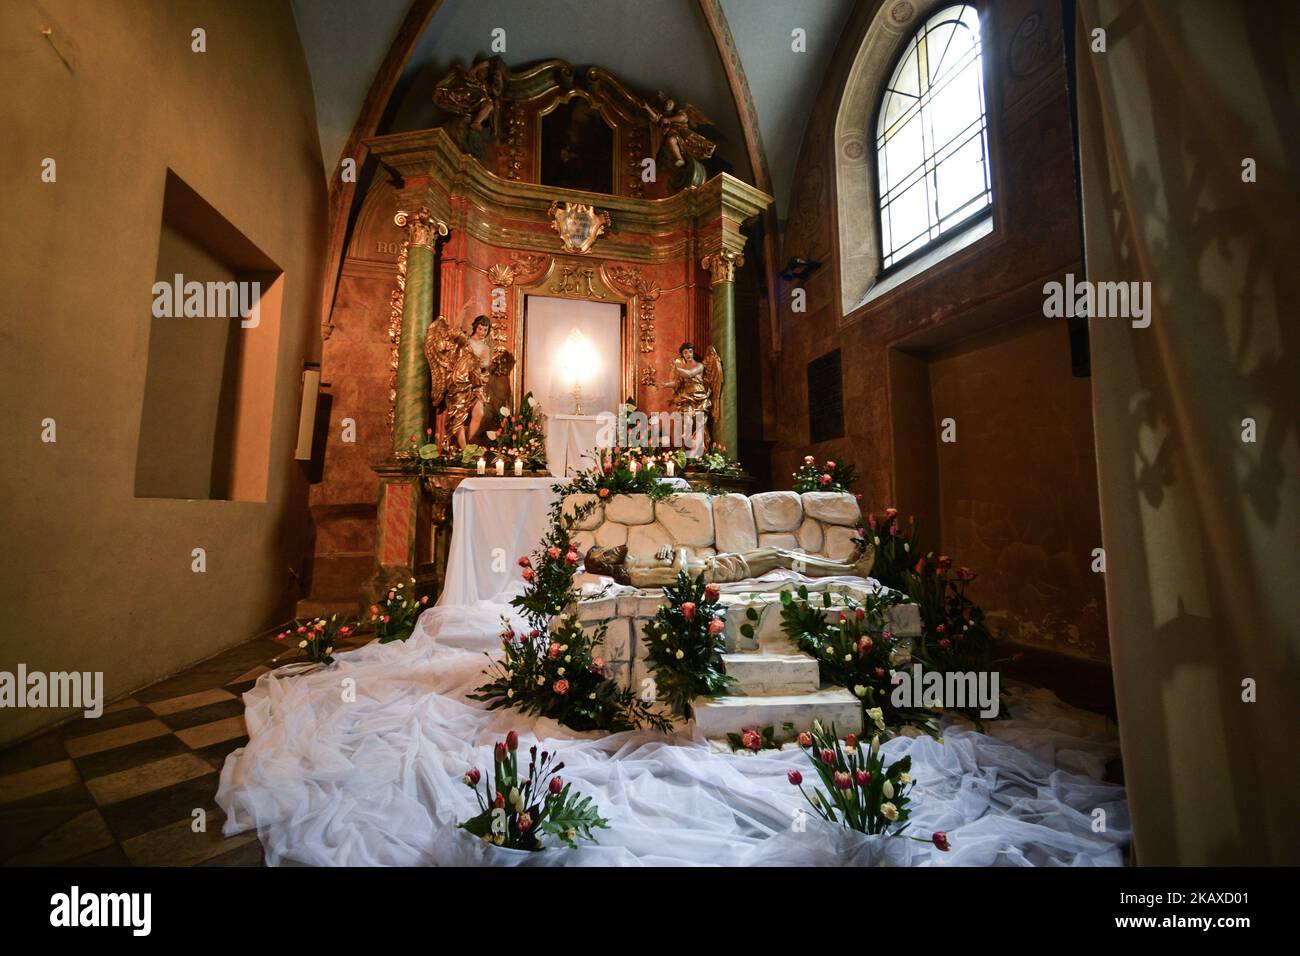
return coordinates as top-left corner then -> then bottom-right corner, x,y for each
2,0 -> 1297,885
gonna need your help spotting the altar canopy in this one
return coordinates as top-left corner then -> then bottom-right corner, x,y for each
216,597 -> 1131,866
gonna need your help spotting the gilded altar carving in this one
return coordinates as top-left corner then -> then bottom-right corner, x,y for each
487,252 -> 549,289
605,264 -> 661,354
424,313 -> 515,449
394,207 -> 448,249
385,242 -> 408,428
701,249 -> 744,285
655,342 -> 723,453
432,57 -> 506,135
641,92 -> 716,168
547,201 -> 610,254
549,264 -> 602,298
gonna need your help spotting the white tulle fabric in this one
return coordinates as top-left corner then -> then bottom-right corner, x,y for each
217,592 -> 1130,866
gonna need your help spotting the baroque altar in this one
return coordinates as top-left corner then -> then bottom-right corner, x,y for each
344,57 -> 772,601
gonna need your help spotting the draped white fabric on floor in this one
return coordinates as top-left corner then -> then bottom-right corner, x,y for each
217,588 -> 1130,866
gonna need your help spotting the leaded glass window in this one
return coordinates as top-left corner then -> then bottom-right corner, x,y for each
876,4 -> 991,271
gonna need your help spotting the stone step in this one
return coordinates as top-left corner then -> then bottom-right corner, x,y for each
691,687 -> 863,739
721,652 -> 820,696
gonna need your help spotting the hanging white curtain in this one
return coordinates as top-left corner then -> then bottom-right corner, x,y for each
1077,0 -> 1300,864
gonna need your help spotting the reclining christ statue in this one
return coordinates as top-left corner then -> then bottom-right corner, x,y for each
583,542 -> 875,588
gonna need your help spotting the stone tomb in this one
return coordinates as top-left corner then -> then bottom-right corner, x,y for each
566,579 -> 923,739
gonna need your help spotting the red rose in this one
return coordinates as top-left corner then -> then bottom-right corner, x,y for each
708,618 -> 725,636
549,777 -> 563,795
564,550 -> 579,564
936,624 -> 946,635
704,583 -> 721,601
517,556 -> 531,568
506,730 -> 518,751
797,731 -> 813,748
552,679 -> 569,695
858,636 -> 872,654
547,644 -> 563,659
741,729 -> 762,752
939,638 -> 952,649
681,602 -> 696,620
598,488 -> 610,499
788,769 -> 803,786
932,831 -> 950,851
521,568 -> 535,582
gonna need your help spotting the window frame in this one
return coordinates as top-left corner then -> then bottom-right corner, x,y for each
870,1 -> 993,281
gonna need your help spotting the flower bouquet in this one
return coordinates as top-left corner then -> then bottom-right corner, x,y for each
640,571 -> 733,715
367,580 -> 430,643
571,445 -> 680,502
275,613 -> 355,666
458,731 -> 609,850
788,722 -> 948,852
490,392 -> 546,470
792,454 -> 857,493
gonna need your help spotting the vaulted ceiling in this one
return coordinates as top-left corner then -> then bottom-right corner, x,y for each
290,0 -> 855,230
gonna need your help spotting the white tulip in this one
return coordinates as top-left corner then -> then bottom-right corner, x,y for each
871,735 -> 880,756
883,780 -> 894,799
853,684 -> 867,698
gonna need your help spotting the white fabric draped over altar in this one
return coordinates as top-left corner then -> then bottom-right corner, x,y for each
217,583 -> 1131,867
545,413 -> 608,477
438,477 -> 689,605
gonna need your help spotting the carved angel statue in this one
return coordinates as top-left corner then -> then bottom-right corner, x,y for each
424,309 -> 514,449
657,341 -> 723,454
432,57 -> 506,133
641,92 -> 716,167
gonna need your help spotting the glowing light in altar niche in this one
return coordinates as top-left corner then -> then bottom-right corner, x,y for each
559,327 -> 598,415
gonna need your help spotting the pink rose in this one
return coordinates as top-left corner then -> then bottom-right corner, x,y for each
548,644 -> 563,659
820,474 -> 832,486
547,546 -> 561,560
681,602 -> 696,621
704,583 -> 721,601
564,550 -> 579,564
826,461 -> 836,468
552,679 -> 569,695
804,455 -> 815,465
797,731 -> 813,748
591,657 -> 604,673
741,729 -> 762,752
708,618 -> 725,636
598,488 -> 610,499
521,568 -> 535,582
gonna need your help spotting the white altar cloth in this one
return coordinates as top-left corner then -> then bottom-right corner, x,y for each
546,413 -> 608,477
438,477 -> 561,607
439,476 -> 689,607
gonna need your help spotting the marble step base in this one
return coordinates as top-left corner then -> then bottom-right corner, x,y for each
692,687 -> 863,739
721,652 -> 820,696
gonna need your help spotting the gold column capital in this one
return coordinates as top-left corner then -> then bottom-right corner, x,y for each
701,249 -> 744,286
394,207 -> 449,249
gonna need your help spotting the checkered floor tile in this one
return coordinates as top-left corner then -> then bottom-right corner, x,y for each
0,629 -> 374,866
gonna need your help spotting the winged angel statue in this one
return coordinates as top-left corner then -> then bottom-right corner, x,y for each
424,310 -> 515,449
641,92 -> 716,167
659,341 -> 723,455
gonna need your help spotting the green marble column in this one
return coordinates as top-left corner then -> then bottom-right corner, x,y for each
392,208 -> 445,455
704,250 -> 743,457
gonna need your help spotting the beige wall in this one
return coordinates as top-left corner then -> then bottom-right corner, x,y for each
0,0 -> 327,744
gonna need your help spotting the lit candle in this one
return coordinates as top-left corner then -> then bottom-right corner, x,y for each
666,459 -> 675,477
513,459 -> 524,477
495,458 -> 505,476
476,457 -> 486,476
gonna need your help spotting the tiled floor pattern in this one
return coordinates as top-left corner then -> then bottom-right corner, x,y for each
0,629 -> 373,867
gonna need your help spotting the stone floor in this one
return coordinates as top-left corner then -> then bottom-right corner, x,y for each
0,627 -> 373,867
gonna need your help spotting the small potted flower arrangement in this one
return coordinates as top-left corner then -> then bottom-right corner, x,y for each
490,392 -> 547,471
788,721 -> 949,853
366,580 -> 431,643
275,613 -> 355,666
458,731 -> 609,851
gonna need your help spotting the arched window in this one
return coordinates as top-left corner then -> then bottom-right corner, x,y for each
875,4 -> 991,273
